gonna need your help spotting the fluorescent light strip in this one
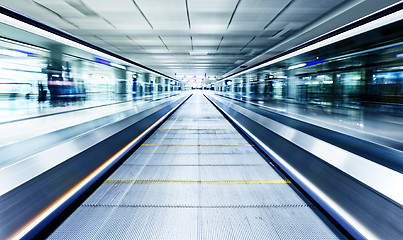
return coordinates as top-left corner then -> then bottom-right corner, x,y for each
110,62 -> 126,70
287,63 -> 306,70
0,36 -> 48,52
0,62 -> 42,72
0,13 -> 169,80
219,4 -> 403,82
0,49 -> 28,57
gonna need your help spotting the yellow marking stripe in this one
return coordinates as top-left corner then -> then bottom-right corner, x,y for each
157,128 -> 233,131
166,119 -> 223,121
141,144 -> 255,147
105,179 -> 291,184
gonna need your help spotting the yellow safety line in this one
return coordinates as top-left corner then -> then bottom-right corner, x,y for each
166,119 -> 223,121
157,128 -> 234,130
105,179 -> 292,184
141,144 -> 255,147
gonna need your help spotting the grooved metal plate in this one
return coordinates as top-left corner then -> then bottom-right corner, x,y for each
48,207 -> 198,240
109,165 -> 200,181
125,152 -> 267,165
199,165 -> 283,180
200,207 -> 344,240
125,152 -> 200,165
84,183 -> 200,206
48,93 -> 345,239
132,145 -> 258,155
143,137 -> 251,145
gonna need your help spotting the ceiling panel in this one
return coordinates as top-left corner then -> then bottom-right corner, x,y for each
292,0 -> 345,8
102,13 -> 151,28
95,35 -> 131,41
143,47 -> 170,54
263,21 -> 289,31
189,0 -> 238,13
189,0 -> 238,30
192,46 -> 218,52
168,47 -> 192,53
114,46 -> 144,52
192,36 -> 222,46
216,47 -> 249,52
35,0 -> 86,18
250,37 -> 274,45
135,0 -> 188,30
66,16 -> 115,29
159,36 -> 191,46
0,0 -> 396,78
81,0 -> 136,13
82,0 -> 152,30
285,7 -> 328,15
128,36 -> 163,46
0,0 -> 79,29
190,16 -> 229,31
103,39 -> 137,46
221,37 -> 255,47
229,0 -> 290,30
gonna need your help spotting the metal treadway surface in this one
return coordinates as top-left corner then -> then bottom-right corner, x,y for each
48,92 -> 346,239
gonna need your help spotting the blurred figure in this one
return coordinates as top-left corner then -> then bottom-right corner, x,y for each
38,82 -> 47,101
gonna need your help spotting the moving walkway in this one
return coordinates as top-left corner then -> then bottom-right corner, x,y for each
47,92 -> 346,239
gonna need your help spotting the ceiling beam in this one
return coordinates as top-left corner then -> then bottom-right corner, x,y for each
226,0 -> 242,29
131,0 -> 154,29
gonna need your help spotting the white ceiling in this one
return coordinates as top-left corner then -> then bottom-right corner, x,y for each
0,0 -> 401,79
